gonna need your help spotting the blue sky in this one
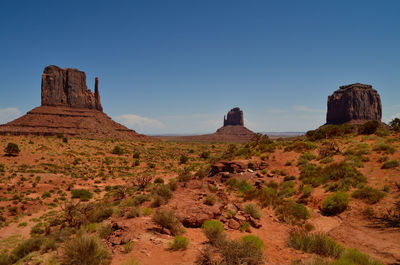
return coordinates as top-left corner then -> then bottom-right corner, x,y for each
0,0 -> 399,134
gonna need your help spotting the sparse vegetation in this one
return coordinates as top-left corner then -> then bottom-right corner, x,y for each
321,191 -> 349,216
169,235 -> 189,250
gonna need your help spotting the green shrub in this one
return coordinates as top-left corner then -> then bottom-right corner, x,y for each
240,222 -> 251,232
276,201 -> 310,223
306,124 -> 355,141
9,237 -> 44,263
152,210 -> 183,235
179,154 -> 189,164
332,248 -> 384,265
202,220 -> 226,245
123,241 -> 135,253
288,230 -> 344,258
257,187 -> 278,207
4,142 -> 20,156
154,177 -> 164,184
126,207 -> 141,218
71,189 -> 93,201
359,120 -> 380,135
63,232 -> 111,265
352,186 -> 385,204
220,237 -> 265,265
111,145 -> 124,155
153,184 -> 173,203
169,235 -> 189,251
98,223 -> 112,239
200,151 -> 210,159
241,235 -> 265,250
203,194 -> 217,206
321,162 -> 366,190
177,167 -> 192,182
373,143 -> 396,154
244,203 -> 262,219
381,160 -> 400,169
322,192 -> 349,216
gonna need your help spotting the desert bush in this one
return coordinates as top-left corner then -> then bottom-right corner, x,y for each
358,120 -> 380,135
200,151 -> 210,160
219,236 -> 265,265
284,141 -> 316,152
152,209 -> 183,235
111,145 -> 124,155
98,223 -> 112,239
179,154 -> 189,164
153,184 -> 173,203
63,231 -> 111,265
133,171 -> 153,189
9,237 -> 44,263
244,203 -> 262,219
278,181 -> 296,198
154,177 -> 164,184
123,241 -> 135,253
332,248 -> 384,265
306,124 -> 354,141
126,207 -> 141,218
373,143 -> 396,154
169,235 -> 189,251
288,230 -> 344,258
320,162 -> 366,190
4,142 -> 20,156
321,192 -> 349,216
202,220 -> 226,245
381,160 -> 400,169
203,194 -> 217,206
71,189 -> 93,201
240,222 -> 251,232
276,201 -> 310,223
40,237 -> 57,253
257,186 -> 279,208
178,167 -> 192,182
352,186 -> 385,204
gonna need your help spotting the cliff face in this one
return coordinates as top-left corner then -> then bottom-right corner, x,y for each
41,65 -> 102,111
224,107 -> 244,126
327,83 -> 382,125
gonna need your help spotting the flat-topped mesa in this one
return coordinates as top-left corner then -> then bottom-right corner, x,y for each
41,65 -> 103,111
223,107 -> 244,126
326,83 -> 382,125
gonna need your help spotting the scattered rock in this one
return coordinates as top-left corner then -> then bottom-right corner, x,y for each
228,219 -> 240,230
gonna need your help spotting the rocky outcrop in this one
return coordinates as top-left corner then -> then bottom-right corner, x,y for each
327,83 -> 382,125
41,65 -> 102,111
0,65 -> 151,140
224,107 -> 244,126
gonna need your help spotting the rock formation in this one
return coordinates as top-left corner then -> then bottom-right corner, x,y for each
166,107 -> 255,142
41,65 -> 102,110
223,107 -> 244,126
0,65 -> 150,139
326,83 -> 382,125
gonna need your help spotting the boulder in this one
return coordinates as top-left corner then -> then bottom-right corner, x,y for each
326,83 -> 382,125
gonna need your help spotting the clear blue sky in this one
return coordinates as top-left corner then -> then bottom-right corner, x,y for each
0,0 -> 399,134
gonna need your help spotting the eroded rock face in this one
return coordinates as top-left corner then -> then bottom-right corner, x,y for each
327,83 -> 382,125
224,107 -> 244,126
41,65 -> 102,111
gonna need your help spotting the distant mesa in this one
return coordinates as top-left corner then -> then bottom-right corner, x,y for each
326,83 -> 382,125
0,65 -> 149,139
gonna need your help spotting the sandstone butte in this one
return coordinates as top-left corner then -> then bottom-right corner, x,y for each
326,83 -> 382,125
166,107 -> 255,142
0,65 -> 150,140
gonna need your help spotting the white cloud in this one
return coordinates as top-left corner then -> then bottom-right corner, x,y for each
0,108 -> 21,124
114,114 -> 164,133
293,105 -> 324,113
